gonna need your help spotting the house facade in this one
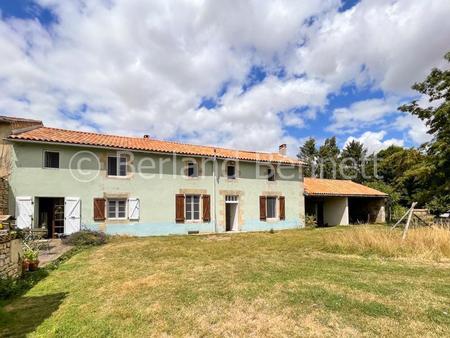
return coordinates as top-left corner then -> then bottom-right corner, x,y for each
6,124 -> 305,236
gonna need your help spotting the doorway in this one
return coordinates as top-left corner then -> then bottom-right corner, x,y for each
317,201 -> 324,226
225,195 -> 239,232
37,197 -> 64,238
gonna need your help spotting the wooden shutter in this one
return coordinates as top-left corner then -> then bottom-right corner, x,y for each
176,194 -> 185,223
93,198 -> 106,221
259,196 -> 266,221
202,195 -> 211,222
128,198 -> 140,220
279,196 -> 285,220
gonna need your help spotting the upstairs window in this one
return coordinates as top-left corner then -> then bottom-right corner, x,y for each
108,155 -> 127,176
266,197 -> 277,219
185,195 -> 200,221
267,167 -> 275,181
44,151 -> 59,168
107,199 -> 126,219
227,163 -> 236,179
186,161 -> 198,178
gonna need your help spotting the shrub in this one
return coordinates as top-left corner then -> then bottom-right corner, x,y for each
305,215 -> 317,228
62,230 -> 107,246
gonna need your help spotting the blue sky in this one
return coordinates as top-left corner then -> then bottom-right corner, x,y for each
0,0 -> 448,155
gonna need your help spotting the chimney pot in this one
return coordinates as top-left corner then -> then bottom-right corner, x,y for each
279,144 -> 287,156
143,134 -> 150,139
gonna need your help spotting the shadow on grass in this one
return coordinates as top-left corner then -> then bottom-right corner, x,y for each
1,247 -> 83,301
0,292 -> 67,338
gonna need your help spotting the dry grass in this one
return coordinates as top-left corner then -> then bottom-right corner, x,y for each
323,226 -> 450,261
1,227 -> 449,337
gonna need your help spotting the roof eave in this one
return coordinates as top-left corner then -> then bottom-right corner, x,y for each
7,137 -> 303,166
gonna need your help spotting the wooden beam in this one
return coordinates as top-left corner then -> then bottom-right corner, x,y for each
402,202 -> 417,240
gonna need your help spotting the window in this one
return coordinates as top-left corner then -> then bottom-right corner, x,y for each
186,161 -> 198,178
108,155 -> 127,176
44,151 -> 59,168
107,199 -> 126,219
227,163 -> 236,179
267,167 -> 275,181
266,197 -> 277,219
185,195 -> 200,221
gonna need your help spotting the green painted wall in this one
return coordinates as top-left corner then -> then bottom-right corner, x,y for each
9,142 -> 304,235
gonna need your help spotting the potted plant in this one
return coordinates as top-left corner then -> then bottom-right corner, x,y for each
23,248 -> 40,271
22,256 -> 30,272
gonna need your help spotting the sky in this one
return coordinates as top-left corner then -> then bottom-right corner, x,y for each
0,0 -> 449,156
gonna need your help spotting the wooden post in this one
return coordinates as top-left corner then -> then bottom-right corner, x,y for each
392,206 -> 413,229
402,202 -> 417,240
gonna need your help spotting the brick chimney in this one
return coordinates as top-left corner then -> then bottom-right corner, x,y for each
279,144 -> 287,156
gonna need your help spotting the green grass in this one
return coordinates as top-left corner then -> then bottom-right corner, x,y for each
1,226 -> 450,337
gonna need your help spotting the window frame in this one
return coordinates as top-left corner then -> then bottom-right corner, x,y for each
107,154 -> 128,177
226,163 -> 236,179
266,196 -> 278,220
43,150 -> 60,169
107,198 -> 127,220
186,161 -> 198,178
185,194 -> 201,222
267,167 -> 275,181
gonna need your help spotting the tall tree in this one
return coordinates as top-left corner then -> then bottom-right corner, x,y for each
298,138 -> 318,177
340,140 -> 367,183
318,137 -> 340,179
399,52 -> 450,213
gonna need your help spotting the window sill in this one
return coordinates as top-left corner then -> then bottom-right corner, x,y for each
107,175 -> 131,179
185,219 -> 202,223
106,218 -> 129,223
266,218 -> 279,223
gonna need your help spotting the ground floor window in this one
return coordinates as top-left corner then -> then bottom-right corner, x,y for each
266,197 -> 277,219
108,199 -> 126,219
185,195 -> 200,221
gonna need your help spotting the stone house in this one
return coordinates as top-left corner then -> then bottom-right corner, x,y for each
6,121 -> 305,236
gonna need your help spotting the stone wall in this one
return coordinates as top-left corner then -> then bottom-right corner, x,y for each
0,235 -> 22,278
0,178 -> 8,215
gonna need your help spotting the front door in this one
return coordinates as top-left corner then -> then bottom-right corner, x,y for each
225,196 -> 238,231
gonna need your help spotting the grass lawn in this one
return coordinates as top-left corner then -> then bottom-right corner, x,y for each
1,226 -> 449,337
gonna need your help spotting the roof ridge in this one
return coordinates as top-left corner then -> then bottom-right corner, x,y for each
20,126 -> 285,158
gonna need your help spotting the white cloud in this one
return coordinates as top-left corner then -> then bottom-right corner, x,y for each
394,114 -> 432,145
0,0 -> 448,153
345,131 -> 404,154
0,0 -> 338,153
328,98 -> 399,133
290,0 -> 450,94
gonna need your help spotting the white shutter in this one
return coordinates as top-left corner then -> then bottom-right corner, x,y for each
16,196 -> 33,229
64,197 -> 81,235
128,198 -> 140,220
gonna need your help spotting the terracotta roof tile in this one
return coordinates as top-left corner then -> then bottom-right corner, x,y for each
304,178 -> 387,197
8,127 -> 302,165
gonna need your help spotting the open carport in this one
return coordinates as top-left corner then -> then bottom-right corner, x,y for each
304,178 -> 388,226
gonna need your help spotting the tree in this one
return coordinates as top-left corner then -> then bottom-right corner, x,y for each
399,52 -> 450,214
298,138 -> 318,177
340,140 -> 367,183
318,137 -> 340,179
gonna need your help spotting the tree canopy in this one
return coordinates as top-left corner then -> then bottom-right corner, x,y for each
298,52 -> 450,215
